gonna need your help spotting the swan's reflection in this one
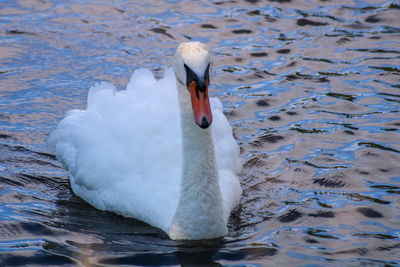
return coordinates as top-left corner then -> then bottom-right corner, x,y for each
50,190 -> 223,266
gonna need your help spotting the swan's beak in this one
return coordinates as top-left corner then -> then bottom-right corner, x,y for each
188,80 -> 212,129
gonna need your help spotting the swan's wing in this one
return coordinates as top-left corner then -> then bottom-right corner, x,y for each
211,97 -> 242,221
47,68 -> 182,232
211,97 -> 242,174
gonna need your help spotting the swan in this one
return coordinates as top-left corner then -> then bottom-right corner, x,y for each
47,42 -> 242,240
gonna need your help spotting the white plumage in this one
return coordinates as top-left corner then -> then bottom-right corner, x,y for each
48,42 -> 242,240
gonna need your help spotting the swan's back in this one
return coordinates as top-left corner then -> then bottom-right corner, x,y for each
48,68 -> 241,233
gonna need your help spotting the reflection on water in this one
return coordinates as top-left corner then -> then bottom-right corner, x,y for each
1,0 -> 399,265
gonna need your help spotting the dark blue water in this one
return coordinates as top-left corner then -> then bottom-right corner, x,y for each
1,0 -> 399,266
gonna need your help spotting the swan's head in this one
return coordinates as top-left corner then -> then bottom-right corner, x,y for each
173,42 -> 213,129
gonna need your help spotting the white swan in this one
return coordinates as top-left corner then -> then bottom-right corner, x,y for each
48,42 -> 242,240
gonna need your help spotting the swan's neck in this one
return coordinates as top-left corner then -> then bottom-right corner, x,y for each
168,81 -> 227,240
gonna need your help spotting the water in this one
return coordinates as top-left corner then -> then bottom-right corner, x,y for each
1,0 -> 399,265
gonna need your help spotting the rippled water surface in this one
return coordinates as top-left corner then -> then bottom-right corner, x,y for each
1,0 -> 400,266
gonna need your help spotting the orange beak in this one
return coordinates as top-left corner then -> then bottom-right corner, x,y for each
188,80 -> 212,129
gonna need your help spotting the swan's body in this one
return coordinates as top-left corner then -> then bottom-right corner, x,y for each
48,42 -> 242,240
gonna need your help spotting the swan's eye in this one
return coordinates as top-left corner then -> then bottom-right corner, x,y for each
204,63 -> 210,84
184,64 -> 197,88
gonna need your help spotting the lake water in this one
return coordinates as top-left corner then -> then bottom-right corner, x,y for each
1,0 -> 399,266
